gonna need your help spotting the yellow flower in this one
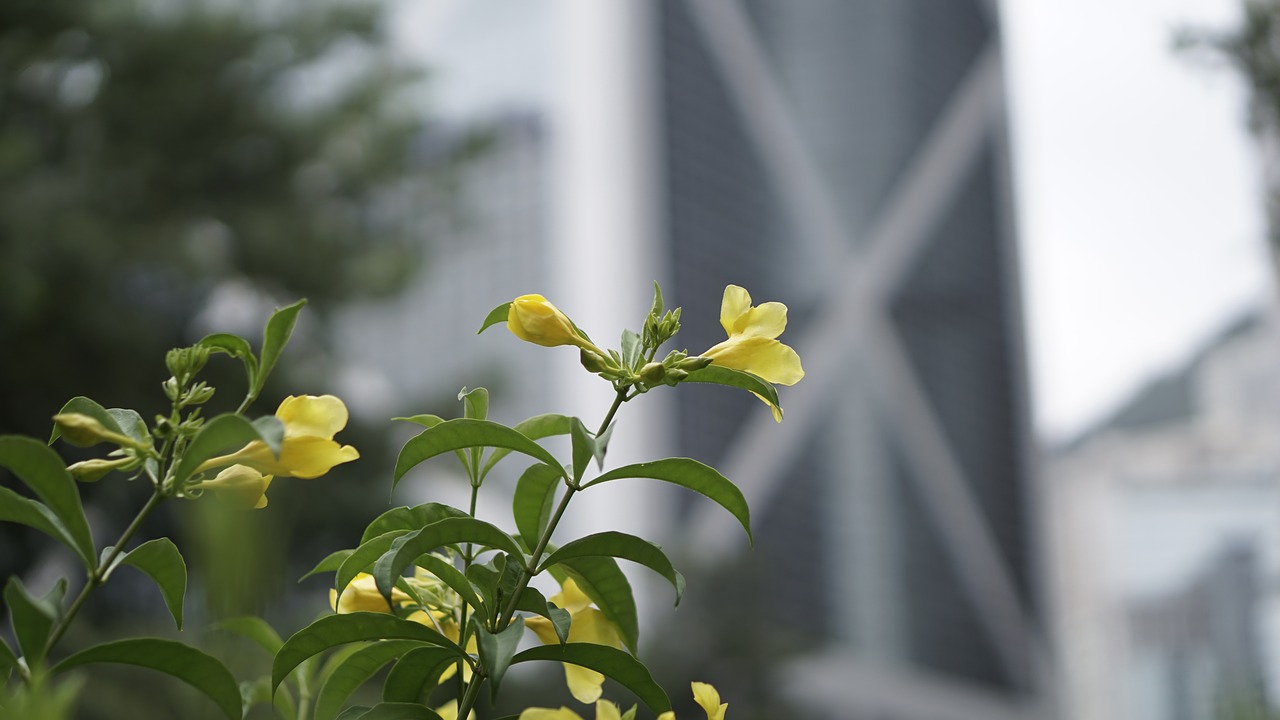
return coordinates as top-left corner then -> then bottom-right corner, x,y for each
196,395 -> 359,479
329,572 -> 411,615
507,295 -> 604,355
701,285 -> 804,422
524,578 -> 622,704
518,700 -> 623,720
195,464 -> 273,509
691,682 -> 727,720
656,682 -> 728,720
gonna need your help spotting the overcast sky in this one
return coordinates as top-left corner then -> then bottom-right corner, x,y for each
1002,0 -> 1273,442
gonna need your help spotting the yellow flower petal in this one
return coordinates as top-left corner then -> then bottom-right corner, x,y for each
517,709 -> 585,720
276,395 -> 350,438
719,285 -> 753,336
732,301 -> 787,339
549,577 -> 594,614
702,336 -> 804,386
565,664 -> 607,704
595,700 -> 623,720
330,573 -> 409,614
691,682 -> 727,720
657,714 -> 676,720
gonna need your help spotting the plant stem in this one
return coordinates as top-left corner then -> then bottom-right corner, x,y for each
596,388 -> 628,437
44,489 -> 166,653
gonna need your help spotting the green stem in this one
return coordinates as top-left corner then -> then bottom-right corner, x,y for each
456,387 -> 631,718
44,490 -> 166,653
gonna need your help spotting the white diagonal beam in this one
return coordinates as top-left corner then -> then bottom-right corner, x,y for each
684,0 -> 847,283
862,317 -> 1042,689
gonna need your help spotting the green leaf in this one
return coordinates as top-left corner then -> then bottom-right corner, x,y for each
391,416 -> 469,476
254,299 -> 306,397
48,396 -> 124,445
361,503 -> 469,544
251,416 -> 286,457
477,302 -> 512,334
199,332 -> 259,389
479,413 -> 572,481
0,634 -> 18,675
170,414 -> 285,485
394,419 -> 565,495
216,616 -> 284,655
649,281 -> 664,319
350,703 -> 444,720
0,436 -> 95,568
476,617 -> 523,699
569,418 -> 593,486
459,387 -> 490,480
302,549 -> 355,582
540,532 -> 684,606
684,365 -> 780,412
336,531 -> 410,598
555,556 -> 639,654
512,586 -> 570,644
512,463 -> 561,551
372,518 -> 525,605
0,486 -> 87,568
117,538 -> 187,630
511,643 -> 670,714
584,458 -> 751,544
621,329 -> 641,369
273,614 -> 468,691
107,408 -> 151,447
382,647 -> 458,703
239,675 -> 296,720
4,577 -> 63,668
459,387 -> 489,422
52,638 -> 243,720
412,554 -> 483,620
314,640 -> 423,720
465,554 -> 519,623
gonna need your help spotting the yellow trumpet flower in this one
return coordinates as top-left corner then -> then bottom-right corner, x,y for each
701,285 -> 804,421
524,578 -> 623,704
195,394 -> 359,479
656,682 -> 728,720
195,464 -> 273,509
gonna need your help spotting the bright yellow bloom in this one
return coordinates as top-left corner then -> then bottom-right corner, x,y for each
656,682 -> 728,720
691,682 -> 727,720
196,464 -> 273,509
517,700 -> 623,720
507,295 -> 604,355
524,578 -> 622,704
196,395 -> 359,479
329,572 -> 411,614
701,285 -> 804,422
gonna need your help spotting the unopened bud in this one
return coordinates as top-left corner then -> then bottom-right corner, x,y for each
677,355 -> 713,372
580,350 -> 613,374
638,362 -> 666,384
183,383 -> 216,406
53,414 -> 141,449
67,456 -> 138,482
163,377 -> 181,401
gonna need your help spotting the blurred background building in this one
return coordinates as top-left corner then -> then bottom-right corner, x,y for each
1050,309 -> 1280,720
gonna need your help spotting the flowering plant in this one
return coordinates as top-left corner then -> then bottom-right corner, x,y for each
0,283 -> 803,719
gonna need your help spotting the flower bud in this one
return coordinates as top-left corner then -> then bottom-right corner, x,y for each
638,362 -> 666,384
66,456 -> 138,482
677,355 -> 714,372
196,464 -> 273,509
53,413 -> 142,450
507,295 -> 602,354
579,350 -> 612,374
162,377 -> 181,401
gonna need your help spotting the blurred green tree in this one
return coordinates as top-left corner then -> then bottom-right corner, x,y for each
0,0 -> 478,632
